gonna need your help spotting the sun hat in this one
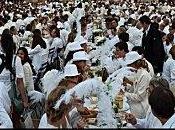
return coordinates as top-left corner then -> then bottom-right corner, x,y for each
64,64 -> 79,77
72,51 -> 89,62
124,51 -> 142,65
64,42 -> 84,58
75,36 -> 88,45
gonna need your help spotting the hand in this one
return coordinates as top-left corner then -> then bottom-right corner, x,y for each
125,113 -> 137,125
77,117 -> 86,128
118,89 -> 125,95
23,101 -> 29,108
77,106 -> 91,115
123,77 -> 133,86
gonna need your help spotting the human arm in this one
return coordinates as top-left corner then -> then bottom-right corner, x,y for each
15,56 -> 29,108
125,71 -> 150,102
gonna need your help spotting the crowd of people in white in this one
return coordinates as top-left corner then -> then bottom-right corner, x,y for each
0,0 -> 175,128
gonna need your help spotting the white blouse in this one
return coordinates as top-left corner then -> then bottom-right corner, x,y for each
29,45 -> 48,72
0,55 -> 24,92
23,62 -> 34,92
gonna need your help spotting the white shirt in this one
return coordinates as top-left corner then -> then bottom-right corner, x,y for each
0,55 -> 24,92
127,26 -> 142,47
63,21 -> 71,33
162,58 -> 175,84
161,114 -> 175,128
0,82 -> 13,128
29,45 -> 48,72
102,56 -> 124,74
134,107 -> 161,128
163,42 -> 172,58
60,29 -> 69,47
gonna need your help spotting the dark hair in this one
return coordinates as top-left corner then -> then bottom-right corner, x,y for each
10,26 -> 16,32
31,29 -> 46,49
148,87 -> 175,119
149,77 -> 169,90
26,24 -> 32,32
53,27 -> 60,38
17,47 -> 36,75
114,41 -> 129,53
166,33 -> 174,45
2,28 -> 10,35
132,46 -> 144,55
1,33 -> 16,73
139,15 -> 151,25
46,86 -> 68,122
118,32 -> 129,42
129,59 -> 149,72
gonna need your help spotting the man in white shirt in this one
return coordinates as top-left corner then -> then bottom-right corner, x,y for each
149,87 -> 175,128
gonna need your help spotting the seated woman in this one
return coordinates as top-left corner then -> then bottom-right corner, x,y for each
39,86 -> 72,128
39,64 -> 87,128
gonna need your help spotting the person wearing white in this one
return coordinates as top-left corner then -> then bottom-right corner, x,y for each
29,44 -> 48,73
39,64 -> 85,128
148,87 -> 175,128
0,82 -> 13,128
125,77 -> 170,128
17,47 -> 35,92
162,45 -> 175,85
121,51 -> 151,119
102,41 -> 128,74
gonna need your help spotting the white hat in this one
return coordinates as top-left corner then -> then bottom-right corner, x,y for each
75,36 -> 87,45
64,64 -> 79,77
57,21 -> 64,29
72,51 -> 89,62
124,51 -> 142,65
64,42 -> 83,58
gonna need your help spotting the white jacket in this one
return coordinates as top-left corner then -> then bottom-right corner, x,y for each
125,68 -> 151,119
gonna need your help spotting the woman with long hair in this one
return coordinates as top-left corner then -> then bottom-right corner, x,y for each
0,31 -> 29,128
17,47 -> 36,92
29,29 -> 47,73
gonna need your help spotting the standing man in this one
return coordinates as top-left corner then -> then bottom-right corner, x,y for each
139,15 -> 165,74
